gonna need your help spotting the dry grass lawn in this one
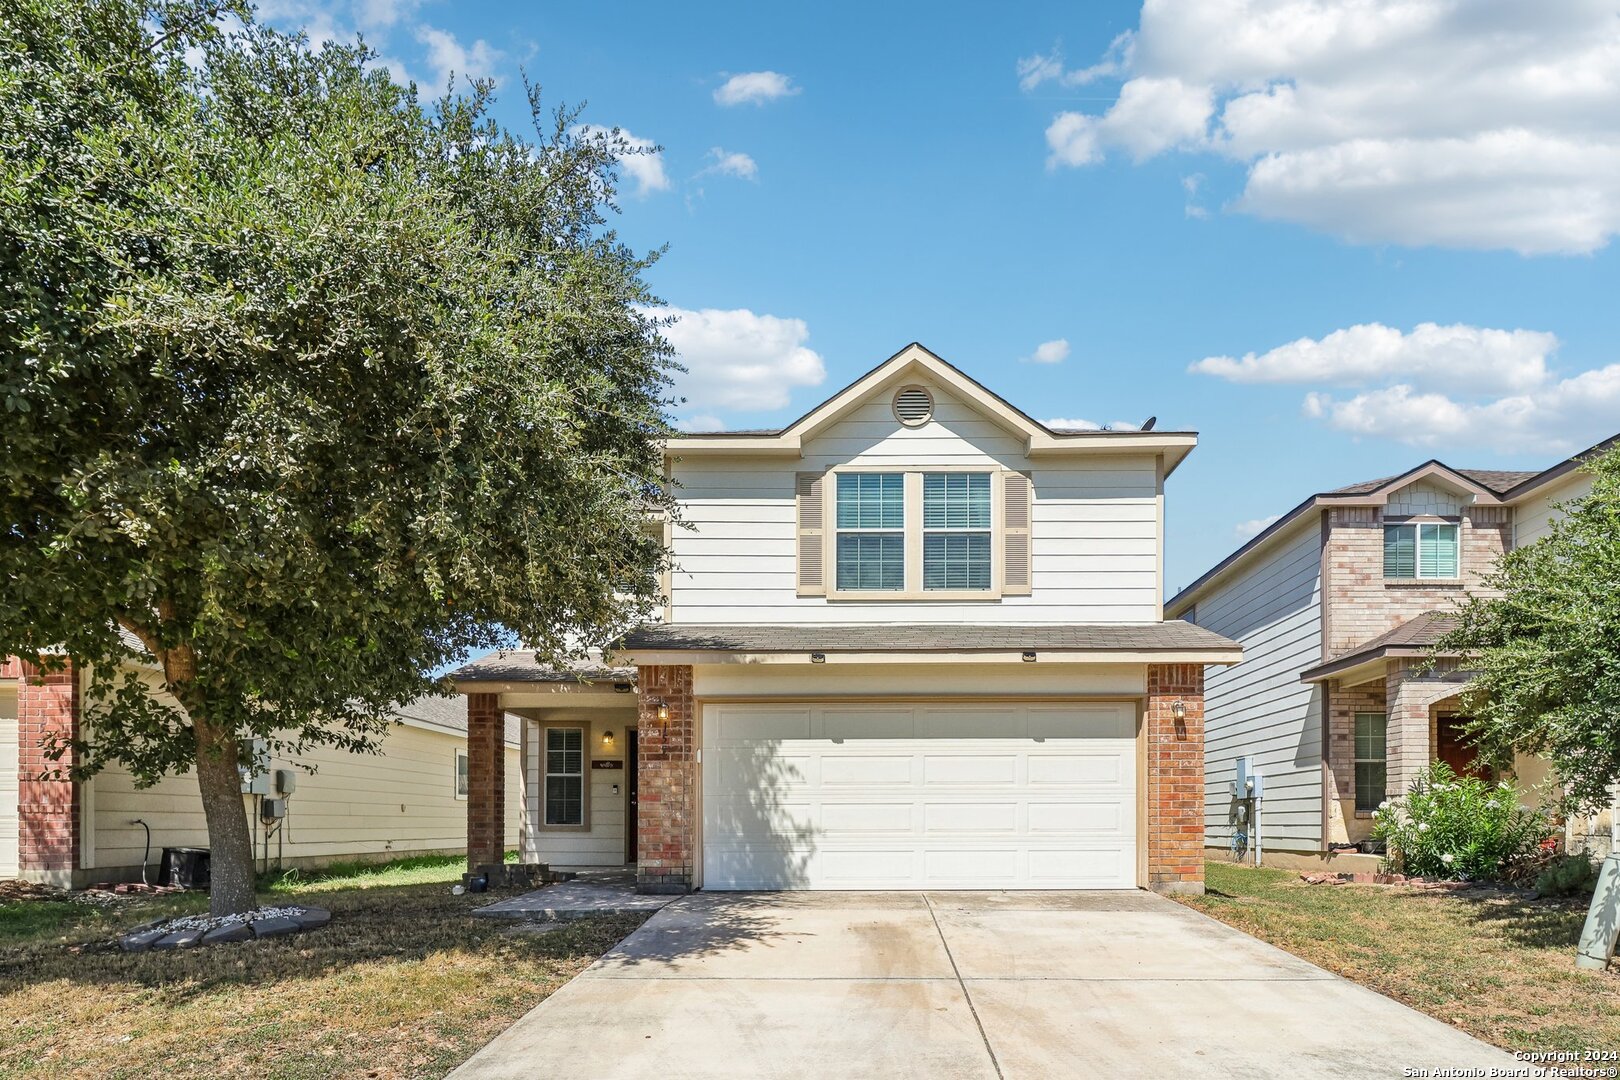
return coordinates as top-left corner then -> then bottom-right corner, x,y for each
1181,861 -> 1620,1054
0,856 -> 644,1078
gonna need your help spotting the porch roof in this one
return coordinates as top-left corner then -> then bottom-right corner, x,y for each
1300,613 -> 1458,684
615,621 -> 1240,665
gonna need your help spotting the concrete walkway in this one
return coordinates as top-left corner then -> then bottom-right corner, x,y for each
472,876 -> 677,921
452,890 -> 1521,1079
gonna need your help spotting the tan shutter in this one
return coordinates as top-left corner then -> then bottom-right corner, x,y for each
796,472 -> 826,595
1002,471 -> 1032,595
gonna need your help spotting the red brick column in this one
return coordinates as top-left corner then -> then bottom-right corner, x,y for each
465,692 -> 505,871
17,660 -> 80,881
636,665 -> 694,894
1146,663 -> 1204,895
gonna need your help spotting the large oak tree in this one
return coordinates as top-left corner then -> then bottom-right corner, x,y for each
0,0 -> 674,914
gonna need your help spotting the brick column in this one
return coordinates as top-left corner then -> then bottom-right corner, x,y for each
465,692 -> 505,871
636,665 -> 695,894
1146,663 -> 1204,895
17,660 -> 80,882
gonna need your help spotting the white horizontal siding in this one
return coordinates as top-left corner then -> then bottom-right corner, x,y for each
522,716 -> 634,868
668,382 -> 1162,624
1515,473 -> 1593,547
1191,517 -> 1325,853
0,687 -> 16,877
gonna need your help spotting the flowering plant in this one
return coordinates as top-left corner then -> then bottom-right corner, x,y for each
1371,762 -> 1552,881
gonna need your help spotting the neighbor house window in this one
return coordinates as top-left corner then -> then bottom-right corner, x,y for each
544,727 -> 585,826
454,749 -> 469,799
1383,522 -> 1459,579
922,473 -> 992,590
1354,712 -> 1387,813
835,473 -> 905,591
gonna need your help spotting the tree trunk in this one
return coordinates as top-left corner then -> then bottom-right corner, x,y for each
192,717 -> 258,916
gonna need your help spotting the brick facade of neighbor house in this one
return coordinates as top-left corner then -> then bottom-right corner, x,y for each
635,665 -> 695,894
1146,663 -> 1205,895
465,691 -> 506,870
17,660 -> 80,877
1323,505 -> 1509,655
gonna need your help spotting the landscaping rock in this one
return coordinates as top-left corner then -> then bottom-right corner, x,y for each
289,906 -> 331,930
251,915 -> 301,939
120,929 -> 168,953
201,922 -> 255,946
152,928 -> 206,950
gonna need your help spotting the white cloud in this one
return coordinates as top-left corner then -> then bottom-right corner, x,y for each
1182,173 -> 1209,218
414,24 -> 501,88
1191,323 -> 1557,396
674,415 -> 727,433
1235,514 -> 1281,539
698,148 -> 758,181
1017,36 -> 1133,92
714,71 -> 799,107
661,307 -> 826,414
1023,339 -> 1071,365
1302,366 -> 1620,451
1201,322 -> 1620,451
575,125 -> 670,197
1027,0 -> 1620,254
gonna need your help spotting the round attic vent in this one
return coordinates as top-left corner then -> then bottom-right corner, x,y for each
893,385 -> 934,426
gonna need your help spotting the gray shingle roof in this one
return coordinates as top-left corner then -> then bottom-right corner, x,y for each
450,651 -> 635,684
618,622 -> 1238,654
1328,468 -> 1539,496
393,693 -> 520,746
1299,613 -> 1457,682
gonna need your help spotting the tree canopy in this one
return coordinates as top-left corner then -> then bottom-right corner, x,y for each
0,0 -> 675,912
1440,447 -> 1620,814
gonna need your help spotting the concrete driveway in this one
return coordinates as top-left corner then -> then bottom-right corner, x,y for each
453,890 -> 1520,1079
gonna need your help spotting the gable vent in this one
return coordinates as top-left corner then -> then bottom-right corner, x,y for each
893,385 -> 934,426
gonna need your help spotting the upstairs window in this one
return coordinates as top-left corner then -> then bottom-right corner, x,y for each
1383,522 -> 1459,579
922,473 -> 992,590
835,473 -> 905,591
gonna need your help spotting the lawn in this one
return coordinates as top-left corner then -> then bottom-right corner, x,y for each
1180,861 -> 1620,1054
0,855 -> 645,1078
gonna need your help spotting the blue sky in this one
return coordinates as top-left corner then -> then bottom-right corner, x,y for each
263,0 -> 1620,595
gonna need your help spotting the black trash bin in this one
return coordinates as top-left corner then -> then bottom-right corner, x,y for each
160,847 -> 211,890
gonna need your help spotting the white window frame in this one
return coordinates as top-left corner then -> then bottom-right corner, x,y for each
1354,711 -> 1387,815
541,725 -> 589,830
454,748 -> 469,800
1383,519 -> 1461,580
832,472 -> 906,593
824,466 -> 1004,600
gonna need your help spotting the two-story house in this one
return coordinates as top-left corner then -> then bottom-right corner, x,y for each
1164,435 -> 1617,868
452,344 -> 1241,895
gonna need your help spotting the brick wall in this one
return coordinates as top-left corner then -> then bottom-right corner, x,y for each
1323,504 -> 1509,655
17,660 -> 80,877
1146,663 -> 1204,895
465,692 -> 505,870
1325,680 -> 1387,844
1385,659 -> 1468,795
635,665 -> 694,894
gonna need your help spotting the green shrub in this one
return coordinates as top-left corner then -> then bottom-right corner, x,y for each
1372,762 -> 1552,881
1534,853 -> 1600,897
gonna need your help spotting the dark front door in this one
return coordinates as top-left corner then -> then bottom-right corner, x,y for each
626,728 -> 639,863
1436,714 -> 1493,782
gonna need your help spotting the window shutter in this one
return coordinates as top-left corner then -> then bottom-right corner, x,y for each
1001,471 -> 1032,595
796,472 -> 826,595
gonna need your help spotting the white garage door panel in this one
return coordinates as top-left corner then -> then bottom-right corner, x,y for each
701,701 -> 1138,890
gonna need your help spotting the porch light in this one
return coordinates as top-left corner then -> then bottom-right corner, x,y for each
602,729 -> 615,748
1171,700 -> 1187,721
655,700 -> 670,723
1021,651 -> 1037,663
612,682 -> 634,694
810,652 -> 826,664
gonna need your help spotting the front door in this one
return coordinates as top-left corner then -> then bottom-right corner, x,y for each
1436,714 -> 1493,782
626,728 -> 638,863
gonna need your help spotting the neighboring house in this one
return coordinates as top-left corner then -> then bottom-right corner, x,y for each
453,343 -> 1242,895
0,655 -> 522,887
1164,435 -> 1617,868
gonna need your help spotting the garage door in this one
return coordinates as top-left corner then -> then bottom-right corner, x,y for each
701,701 -> 1138,890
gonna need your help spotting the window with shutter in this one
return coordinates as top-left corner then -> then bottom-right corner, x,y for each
1383,521 -> 1459,580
